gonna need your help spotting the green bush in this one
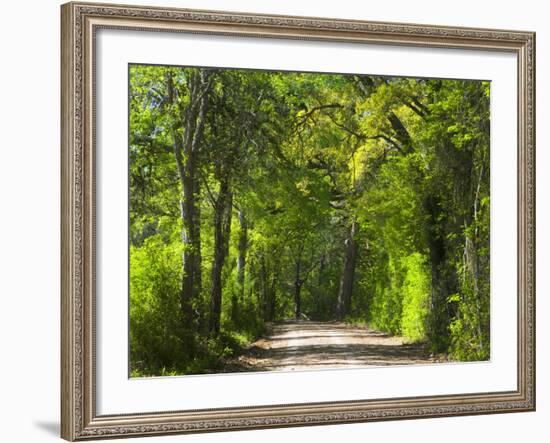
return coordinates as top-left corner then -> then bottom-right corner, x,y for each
400,253 -> 430,342
129,235 -> 187,375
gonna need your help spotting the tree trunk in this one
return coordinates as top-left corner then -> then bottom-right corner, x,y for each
294,258 -> 303,320
259,252 -> 269,320
231,210 -> 247,325
266,254 -> 280,322
179,155 -> 202,329
268,268 -> 277,321
318,254 -> 326,287
209,175 -> 232,336
236,210 -> 247,298
424,194 -> 451,351
335,219 -> 358,320
168,69 -> 210,339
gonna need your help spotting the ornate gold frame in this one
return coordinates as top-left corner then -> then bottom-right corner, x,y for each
61,2 -> 536,440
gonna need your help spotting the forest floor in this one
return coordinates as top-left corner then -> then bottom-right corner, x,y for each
225,320 -> 444,372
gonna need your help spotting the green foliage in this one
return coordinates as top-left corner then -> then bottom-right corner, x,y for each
400,253 -> 431,342
129,65 -> 491,375
129,235 -> 186,374
448,196 -> 490,361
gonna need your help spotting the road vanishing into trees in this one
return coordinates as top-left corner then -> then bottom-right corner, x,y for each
231,320 -> 441,371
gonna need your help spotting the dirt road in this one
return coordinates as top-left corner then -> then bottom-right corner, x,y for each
232,320 -> 439,371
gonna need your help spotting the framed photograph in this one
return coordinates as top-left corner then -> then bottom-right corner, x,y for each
61,1 -> 535,440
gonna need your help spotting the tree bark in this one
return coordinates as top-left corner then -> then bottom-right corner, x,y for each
230,209 -> 247,325
268,265 -> 277,321
388,111 -> 412,152
236,209 -> 247,298
168,69 -> 210,337
423,194 -> 452,351
335,219 -> 358,320
294,258 -> 303,320
209,175 -> 233,336
259,252 -> 269,320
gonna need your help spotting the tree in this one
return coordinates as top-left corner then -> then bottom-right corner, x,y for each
129,65 -> 491,376
167,68 -> 212,337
